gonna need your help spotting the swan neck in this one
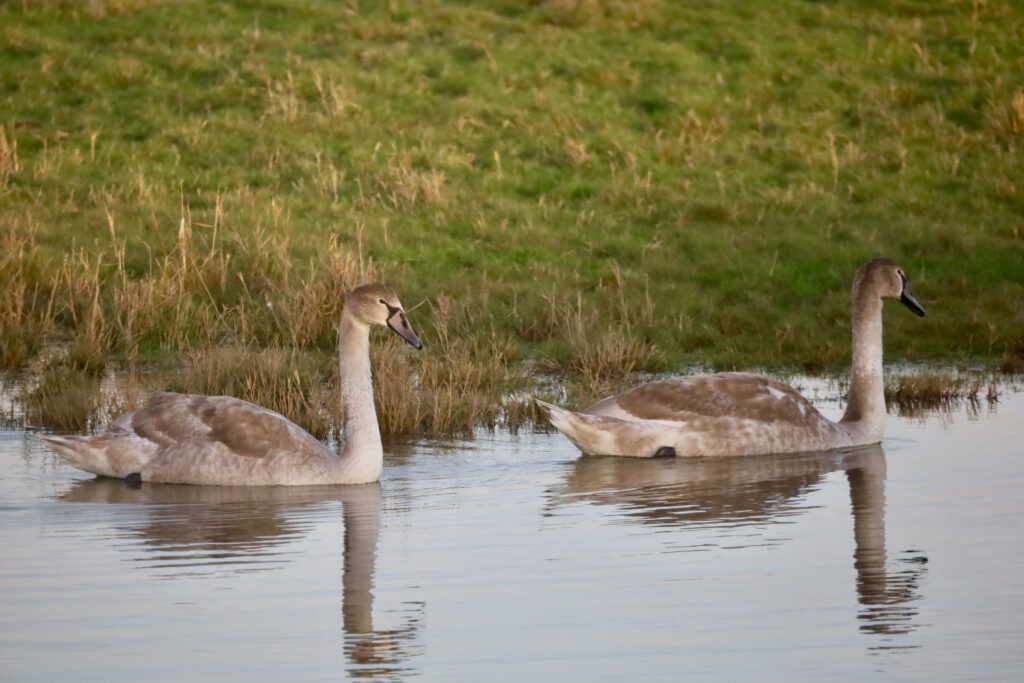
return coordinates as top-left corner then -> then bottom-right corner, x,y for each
337,312 -> 383,478
840,289 -> 886,438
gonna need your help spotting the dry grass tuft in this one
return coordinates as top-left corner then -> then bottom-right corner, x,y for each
885,372 -> 1001,417
0,223 -> 50,367
0,127 -> 20,188
267,235 -> 374,349
168,347 -> 338,440
371,342 -> 425,436
568,328 -> 662,385
6,207 -> 378,368
539,277 -> 664,385
20,366 -> 104,432
987,90 -> 1024,147
380,164 -> 447,208
502,392 -> 550,435
1000,345 -> 1024,374
369,294 -> 540,435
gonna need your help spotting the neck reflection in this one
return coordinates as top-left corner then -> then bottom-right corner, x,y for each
554,444 -> 926,651
845,449 -> 927,650
339,485 -> 423,678
58,480 -> 423,677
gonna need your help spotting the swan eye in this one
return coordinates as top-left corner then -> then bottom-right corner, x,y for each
379,298 -> 402,318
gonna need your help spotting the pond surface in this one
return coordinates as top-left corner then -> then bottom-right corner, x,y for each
1,378 -> 1022,682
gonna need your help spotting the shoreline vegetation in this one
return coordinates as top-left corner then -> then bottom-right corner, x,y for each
2,1 -> 1022,435
3,349 -> 1009,437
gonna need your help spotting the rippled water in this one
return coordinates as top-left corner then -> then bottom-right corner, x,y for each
1,379 -> 1022,682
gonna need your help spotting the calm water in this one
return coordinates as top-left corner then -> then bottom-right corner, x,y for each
1,378 -> 1022,682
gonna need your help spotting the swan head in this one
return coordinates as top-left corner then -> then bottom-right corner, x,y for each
855,258 -> 926,317
345,284 -> 424,349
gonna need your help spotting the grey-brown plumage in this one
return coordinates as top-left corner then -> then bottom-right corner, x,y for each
537,258 -> 925,458
42,284 -> 422,485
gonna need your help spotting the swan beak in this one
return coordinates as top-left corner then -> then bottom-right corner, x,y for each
899,284 -> 926,318
387,310 -> 424,350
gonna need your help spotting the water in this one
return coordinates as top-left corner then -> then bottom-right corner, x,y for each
1,380 -> 1022,682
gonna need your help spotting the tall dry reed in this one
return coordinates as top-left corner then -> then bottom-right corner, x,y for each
168,347 -> 338,440
15,201 -> 380,368
530,270 -> 665,408
372,295 -> 528,435
20,366 -> 103,432
0,222 -> 52,367
885,372 -> 1001,417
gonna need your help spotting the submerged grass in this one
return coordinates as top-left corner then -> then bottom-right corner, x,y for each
19,366 -> 104,433
885,371 -> 1001,417
2,1 -> 1023,433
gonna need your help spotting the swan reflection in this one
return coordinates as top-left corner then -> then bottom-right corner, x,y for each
552,444 -> 926,650
58,480 -> 421,677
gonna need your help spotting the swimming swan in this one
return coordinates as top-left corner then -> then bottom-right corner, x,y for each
42,283 -> 423,485
537,258 -> 925,458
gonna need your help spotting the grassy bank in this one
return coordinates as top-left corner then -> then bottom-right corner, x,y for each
2,0 -> 1023,433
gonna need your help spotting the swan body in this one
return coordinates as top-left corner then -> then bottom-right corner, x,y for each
538,258 -> 925,458
42,283 -> 422,485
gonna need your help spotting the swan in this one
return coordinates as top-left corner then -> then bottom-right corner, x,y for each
537,258 -> 925,458
41,283 -> 423,485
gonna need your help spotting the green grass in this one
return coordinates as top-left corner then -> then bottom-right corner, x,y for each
2,0 -> 1023,431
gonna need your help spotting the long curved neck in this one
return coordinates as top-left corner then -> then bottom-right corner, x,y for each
839,290 -> 886,441
336,312 -> 383,482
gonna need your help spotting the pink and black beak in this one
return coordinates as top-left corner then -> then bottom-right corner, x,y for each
899,273 -> 926,318
382,300 -> 424,349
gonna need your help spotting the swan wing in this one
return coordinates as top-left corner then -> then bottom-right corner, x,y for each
128,392 -> 326,458
586,373 -> 824,426
44,392 -> 330,484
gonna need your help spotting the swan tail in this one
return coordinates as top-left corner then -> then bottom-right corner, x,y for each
40,434 -> 134,479
535,399 -> 631,456
536,399 -> 689,457
534,399 -> 583,434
